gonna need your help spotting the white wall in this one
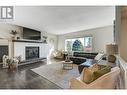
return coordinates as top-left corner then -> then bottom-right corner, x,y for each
58,25 -> 114,53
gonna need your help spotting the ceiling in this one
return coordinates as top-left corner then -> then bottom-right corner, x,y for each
9,6 -> 115,35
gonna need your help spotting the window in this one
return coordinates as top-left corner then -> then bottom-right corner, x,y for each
65,36 -> 92,52
72,39 -> 84,51
84,36 -> 92,52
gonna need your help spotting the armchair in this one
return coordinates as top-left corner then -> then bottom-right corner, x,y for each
52,50 -> 64,60
69,67 -> 120,89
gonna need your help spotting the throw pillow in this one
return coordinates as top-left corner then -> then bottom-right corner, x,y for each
89,63 -> 99,72
80,68 -> 93,84
92,66 -> 111,81
80,63 -> 99,84
94,53 -> 104,62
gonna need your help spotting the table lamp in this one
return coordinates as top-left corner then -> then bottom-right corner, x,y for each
106,44 -> 118,63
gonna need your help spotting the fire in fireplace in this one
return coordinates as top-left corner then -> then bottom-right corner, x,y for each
25,47 -> 39,60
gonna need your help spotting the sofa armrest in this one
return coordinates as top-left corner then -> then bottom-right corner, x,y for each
69,78 -> 88,89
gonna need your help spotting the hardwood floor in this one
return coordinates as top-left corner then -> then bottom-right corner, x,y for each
0,60 -> 61,89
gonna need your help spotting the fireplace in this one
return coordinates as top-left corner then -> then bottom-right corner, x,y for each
25,47 -> 39,60
0,45 -> 8,62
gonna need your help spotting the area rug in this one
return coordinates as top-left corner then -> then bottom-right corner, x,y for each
31,62 -> 80,89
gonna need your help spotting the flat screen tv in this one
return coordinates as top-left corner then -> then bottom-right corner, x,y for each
23,27 -> 41,40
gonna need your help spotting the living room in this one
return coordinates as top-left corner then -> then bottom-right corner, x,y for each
0,6 -> 126,90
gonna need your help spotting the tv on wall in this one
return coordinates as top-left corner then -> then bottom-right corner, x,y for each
23,27 -> 41,40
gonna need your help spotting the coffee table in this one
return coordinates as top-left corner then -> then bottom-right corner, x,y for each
62,61 -> 73,70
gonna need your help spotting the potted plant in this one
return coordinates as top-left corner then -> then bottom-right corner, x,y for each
10,30 -> 18,36
10,30 -> 18,40
6,58 -> 18,70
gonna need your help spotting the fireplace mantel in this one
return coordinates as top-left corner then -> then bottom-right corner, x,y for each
12,39 -> 43,43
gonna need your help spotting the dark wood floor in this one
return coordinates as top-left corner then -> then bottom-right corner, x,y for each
0,60 -> 61,89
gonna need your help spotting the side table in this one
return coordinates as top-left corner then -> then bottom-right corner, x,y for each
62,61 -> 73,70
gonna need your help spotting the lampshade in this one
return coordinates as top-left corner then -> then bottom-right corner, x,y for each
106,44 -> 118,55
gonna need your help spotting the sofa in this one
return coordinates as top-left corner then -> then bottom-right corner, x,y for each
73,52 -> 98,59
69,66 -> 120,89
69,51 -> 98,65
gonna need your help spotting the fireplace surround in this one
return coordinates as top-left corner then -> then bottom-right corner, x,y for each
25,47 -> 39,60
